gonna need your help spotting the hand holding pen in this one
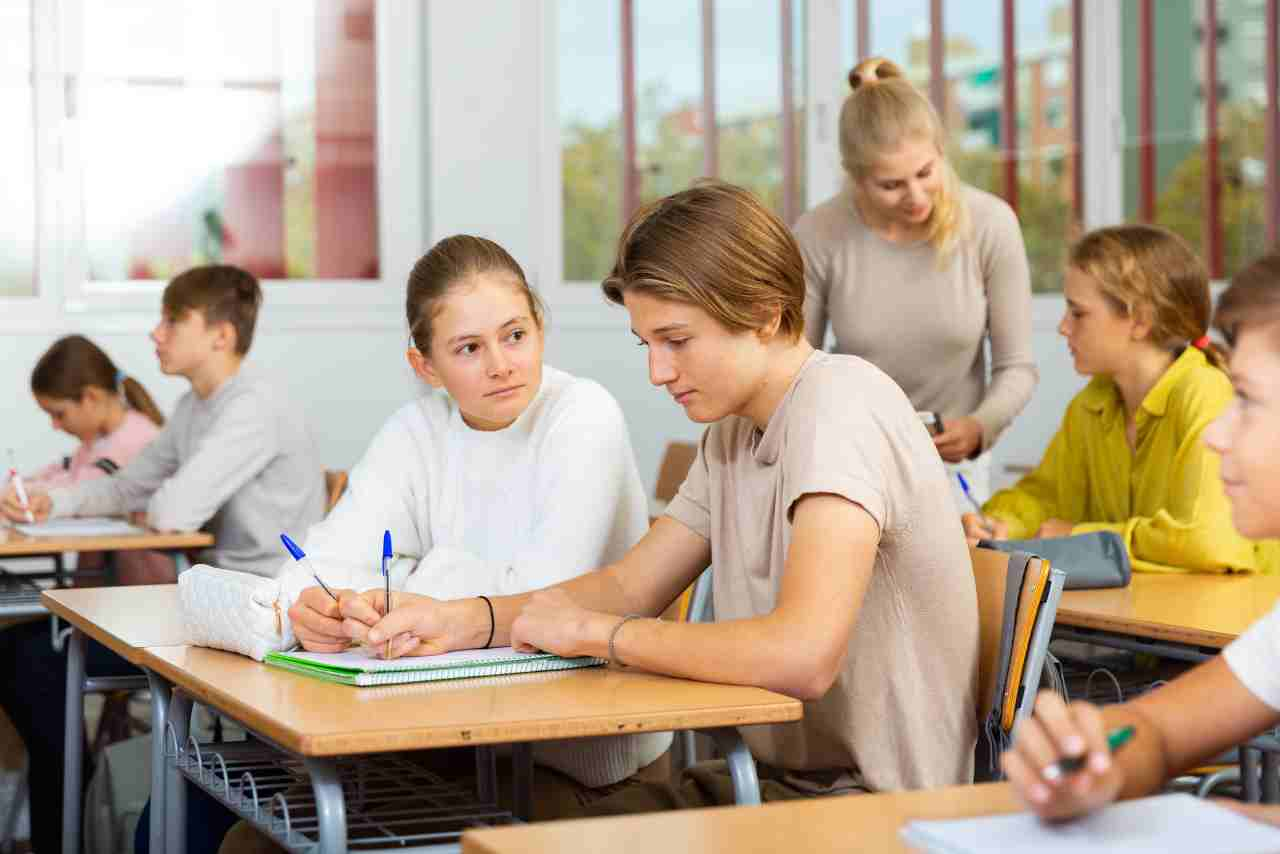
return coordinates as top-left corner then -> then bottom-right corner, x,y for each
958,473 -> 1007,543
1002,690 -> 1134,821
281,533 -> 353,653
5,450 -> 36,524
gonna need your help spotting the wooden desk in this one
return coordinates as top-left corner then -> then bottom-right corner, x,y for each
141,645 -> 801,757
0,525 -> 212,558
462,782 -> 1020,854
38,584 -> 194,854
1056,573 -> 1280,653
136,641 -> 800,853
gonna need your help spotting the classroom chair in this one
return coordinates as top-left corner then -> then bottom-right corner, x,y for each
323,469 -> 349,515
971,544 -> 1066,782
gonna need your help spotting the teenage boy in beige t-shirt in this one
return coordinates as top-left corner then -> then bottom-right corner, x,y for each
337,182 -> 980,808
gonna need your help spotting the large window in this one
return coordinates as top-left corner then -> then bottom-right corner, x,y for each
78,0 -> 379,284
560,0 -> 807,283
1,1 -> 37,297
1125,0 -> 1275,279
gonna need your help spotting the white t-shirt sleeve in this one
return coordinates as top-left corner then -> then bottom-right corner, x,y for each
1223,600 -> 1280,712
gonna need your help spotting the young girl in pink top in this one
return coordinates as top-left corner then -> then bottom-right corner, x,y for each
19,335 -> 167,584
25,334 -> 165,490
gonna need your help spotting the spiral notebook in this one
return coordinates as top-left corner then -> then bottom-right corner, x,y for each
264,645 -> 605,687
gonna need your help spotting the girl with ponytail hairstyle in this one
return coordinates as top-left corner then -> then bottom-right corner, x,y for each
794,56 -> 1037,510
24,334 -> 164,490
967,225 -> 1279,575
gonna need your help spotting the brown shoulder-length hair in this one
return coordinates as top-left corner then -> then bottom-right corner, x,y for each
1214,251 -> 1280,347
31,335 -> 165,426
1069,224 -> 1227,370
602,180 -> 805,341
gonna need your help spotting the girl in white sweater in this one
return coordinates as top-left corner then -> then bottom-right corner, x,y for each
282,235 -> 670,812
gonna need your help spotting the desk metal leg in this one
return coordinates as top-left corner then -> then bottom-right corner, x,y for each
1243,747 -> 1262,803
1263,751 -> 1280,804
62,628 -> 85,854
511,742 -> 533,821
706,728 -> 761,806
166,690 -> 193,854
145,670 -> 171,854
304,758 -> 347,854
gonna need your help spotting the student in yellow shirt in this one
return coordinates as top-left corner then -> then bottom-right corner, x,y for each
962,224 -> 1278,574
999,251 -> 1280,828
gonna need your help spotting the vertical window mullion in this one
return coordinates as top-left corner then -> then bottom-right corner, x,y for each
928,0 -> 944,123
1202,0 -> 1222,279
620,0 -> 638,222
781,0 -> 797,223
1267,0 -> 1279,247
1001,0 -> 1017,213
1138,0 -> 1155,222
1071,0 -> 1083,224
856,0 -> 868,61
702,0 -> 717,178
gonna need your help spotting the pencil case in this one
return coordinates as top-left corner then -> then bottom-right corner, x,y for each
179,563 -> 291,661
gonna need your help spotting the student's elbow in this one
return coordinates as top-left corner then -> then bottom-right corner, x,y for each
769,644 -> 844,701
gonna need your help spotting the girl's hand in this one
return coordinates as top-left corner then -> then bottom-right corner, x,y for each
362,593 -> 482,659
1001,691 -> 1125,820
1,488 -> 51,524
962,513 -> 1009,545
510,589 -> 608,657
288,586 -> 358,652
1036,518 -> 1075,538
933,416 -> 984,463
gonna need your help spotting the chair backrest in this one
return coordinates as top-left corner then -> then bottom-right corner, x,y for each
323,469 -> 349,516
970,545 -> 1065,734
655,441 -> 698,504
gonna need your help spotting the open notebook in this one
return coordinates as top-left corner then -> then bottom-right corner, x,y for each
900,793 -> 1280,853
14,517 -> 143,538
264,645 -> 606,687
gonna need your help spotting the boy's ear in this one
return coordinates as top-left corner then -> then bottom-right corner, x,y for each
210,317 -> 238,353
406,346 -> 444,388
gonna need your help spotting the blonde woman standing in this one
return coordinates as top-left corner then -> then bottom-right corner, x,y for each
794,57 -> 1037,505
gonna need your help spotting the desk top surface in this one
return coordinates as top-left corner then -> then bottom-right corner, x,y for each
1056,572 -> 1280,648
139,644 -> 803,756
462,782 -> 1020,854
41,585 -> 189,662
0,525 -> 212,556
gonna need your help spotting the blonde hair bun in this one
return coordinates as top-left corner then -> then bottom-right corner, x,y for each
848,57 -> 902,90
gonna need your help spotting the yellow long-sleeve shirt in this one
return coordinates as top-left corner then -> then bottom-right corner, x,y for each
984,347 -> 1280,574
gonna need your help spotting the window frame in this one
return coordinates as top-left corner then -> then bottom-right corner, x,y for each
0,0 -> 426,335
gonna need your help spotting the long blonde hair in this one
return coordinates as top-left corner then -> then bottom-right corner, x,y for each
839,57 -> 970,262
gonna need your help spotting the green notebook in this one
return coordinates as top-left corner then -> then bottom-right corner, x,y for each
265,645 -> 605,687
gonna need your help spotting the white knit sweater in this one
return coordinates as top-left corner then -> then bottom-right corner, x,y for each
276,365 -> 670,787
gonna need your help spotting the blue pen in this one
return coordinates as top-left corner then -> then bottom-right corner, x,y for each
280,533 -> 338,602
381,530 -> 393,657
956,473 -> 992,532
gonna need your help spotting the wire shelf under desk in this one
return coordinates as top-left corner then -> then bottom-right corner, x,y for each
169,737 -> 519,852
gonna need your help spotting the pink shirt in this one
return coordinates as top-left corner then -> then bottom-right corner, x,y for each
28,410 -> 159,490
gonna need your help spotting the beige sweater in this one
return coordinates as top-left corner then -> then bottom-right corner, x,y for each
793,185 -> 1037,451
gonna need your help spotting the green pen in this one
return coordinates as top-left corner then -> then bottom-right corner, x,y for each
1043,725 -> 1135,781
